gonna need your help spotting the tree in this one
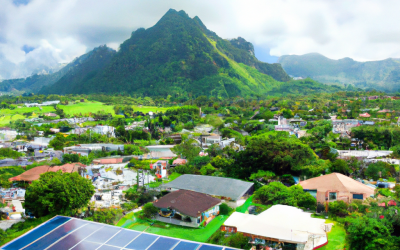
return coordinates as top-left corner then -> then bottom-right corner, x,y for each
141,202 -> 158,219
90,208 -> 124,225
234,133 -> 316,178
365,162 -> 394,180
249,170 -> 275,183
25,171 -> 95,217
171,139 -> 201,161
200,163 -> 216,175
254,182 -> 316,209
330,159 -> 350,175
49,133 -> 68,150
0,148 -> 23,159
62,153 -> 79,163
211,155 -> 234,173
224,233 -> 252,250
345,215 -> 395,250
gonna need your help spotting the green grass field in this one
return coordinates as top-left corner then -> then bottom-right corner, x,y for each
0,114 -> 26,126
319,219 -> 347,250
59,101 -> 115,116
147,172 -> 181,188
1,106 -> 55,115
118,213 -> 229,242
132,106 -> 169,114
0,106 -> 56,126
0,102 -> 174,126
59,102 -> 171,117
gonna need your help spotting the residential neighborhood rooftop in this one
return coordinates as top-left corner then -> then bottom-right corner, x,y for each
154,190 -> 221,218
162,174 -> 254,201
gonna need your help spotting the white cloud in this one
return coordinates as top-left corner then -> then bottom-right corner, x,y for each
1,0 -> 400,79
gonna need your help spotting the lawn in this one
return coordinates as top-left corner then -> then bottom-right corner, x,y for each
59,101 -> 115,116
319,219 -> 347,250
0,106 -> 56,126
235,195 -> 269,214
147,172 -> 181,188
58,102 -> 172,117
1,106 -> 55,115
0,114 -> 26,126
132,106 -> 169,114
119,213 -> 229,242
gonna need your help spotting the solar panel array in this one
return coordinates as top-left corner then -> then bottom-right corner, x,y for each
1,216 -> 239,250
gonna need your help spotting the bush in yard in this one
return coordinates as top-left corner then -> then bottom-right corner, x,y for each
90,208 -> 124,225
62,153 -> 79,163
141,202 -> 158,219
253,182 -> 316,209
327,200 -> 348,217
224,233 -> 252,250
173,164 -> 196,174
345,214 -> 395,250
200,163 -> 216,175
219,203 -> 231,215
121,202 -> 138,211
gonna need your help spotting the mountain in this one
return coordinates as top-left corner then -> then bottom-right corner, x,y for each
279,53 -> 400,92
0,46 -> 116,94
40,9 -> 290,97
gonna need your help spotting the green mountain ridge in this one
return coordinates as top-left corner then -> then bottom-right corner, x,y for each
0,46 -> 116,94
2,9 -> 341,98
40,9 -> 291,97
279,53 -> 400,92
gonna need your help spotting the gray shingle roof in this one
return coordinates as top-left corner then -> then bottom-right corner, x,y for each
162,174 -> 253,201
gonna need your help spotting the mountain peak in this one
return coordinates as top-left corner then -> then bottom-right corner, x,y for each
157,9 -> 190,23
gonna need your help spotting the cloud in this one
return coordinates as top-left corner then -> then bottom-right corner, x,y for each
1,0 -> 400,79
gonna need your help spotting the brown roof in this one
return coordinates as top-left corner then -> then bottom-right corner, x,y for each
300,173 -> 375,196
154,190 -> 221,217
9,163 -> 83,182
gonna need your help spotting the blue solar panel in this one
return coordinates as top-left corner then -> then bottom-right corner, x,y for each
124,233 -> 158,250
46,222 -> 100,250
97,245 -> 121,250
84,226 -> 121,244
172,241 -> 200,250
70,241 -> 101,250
105,229 -> 140,247
0,216 -> 239,250
147,236 -> 179,250
24,218 -> 88,250
2,216 -> 71,250
198,245 -> 224,250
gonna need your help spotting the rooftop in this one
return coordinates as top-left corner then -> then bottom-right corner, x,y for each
300,172 -> 375,195
154,190 -> 221,217
223,205 -> 328,244
9,163 -> 84,182
162,174 -> 253,201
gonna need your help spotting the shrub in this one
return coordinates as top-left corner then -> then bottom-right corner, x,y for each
173,164 -> 196,174
327,200 -> 348,217
219,203 -> 231,215
121,202 -> 138,211
141,202 -> 158,219
200,163 -> 216,175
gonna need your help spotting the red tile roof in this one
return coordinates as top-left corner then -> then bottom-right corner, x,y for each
9,163 -> 84,182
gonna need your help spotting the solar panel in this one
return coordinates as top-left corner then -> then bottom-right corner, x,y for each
1,216 -> 239,250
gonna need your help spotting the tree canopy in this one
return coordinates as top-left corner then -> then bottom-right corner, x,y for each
25,171 -> 95,217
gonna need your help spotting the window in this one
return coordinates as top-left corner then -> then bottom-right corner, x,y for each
353,194 -> 363,200
329,192 -> 337,201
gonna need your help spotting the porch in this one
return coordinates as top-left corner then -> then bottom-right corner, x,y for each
155,215 -> 199,228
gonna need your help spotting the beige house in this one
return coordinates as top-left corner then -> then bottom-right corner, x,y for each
300,173 -> 375,204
